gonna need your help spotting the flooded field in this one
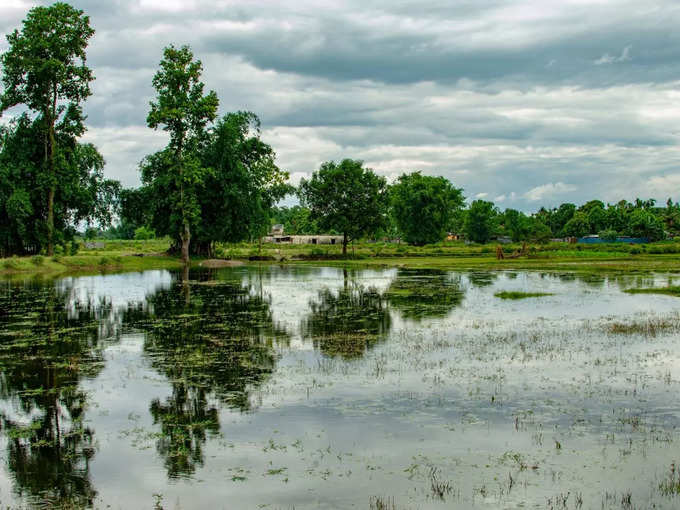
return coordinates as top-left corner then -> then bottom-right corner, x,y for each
1,266 -> 680,509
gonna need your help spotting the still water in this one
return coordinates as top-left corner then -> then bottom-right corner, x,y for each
0,266 -> 679,509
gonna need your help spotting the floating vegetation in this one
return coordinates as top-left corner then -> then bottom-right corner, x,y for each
624,286 -> 680,297
494,291 -> 553,299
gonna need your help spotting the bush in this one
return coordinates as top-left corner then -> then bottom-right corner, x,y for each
598,228 -> 619,242
134,226 -> 156,240
70,241 -> 80,256
30,255 -> 44,266
51,255 -> 62,263
630,246 -> 643,255
2,258 -> 19,270
99,256 -> 109,266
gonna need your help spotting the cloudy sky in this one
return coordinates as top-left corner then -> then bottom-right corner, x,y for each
2,0 -> 680,210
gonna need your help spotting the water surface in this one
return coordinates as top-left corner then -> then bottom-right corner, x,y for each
1,266 -> 679,509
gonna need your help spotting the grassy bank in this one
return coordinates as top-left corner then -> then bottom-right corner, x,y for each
0,239 -> 184,277
3,238 -> 680,277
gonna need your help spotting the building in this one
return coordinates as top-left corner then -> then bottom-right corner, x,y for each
261,234 -> 345,245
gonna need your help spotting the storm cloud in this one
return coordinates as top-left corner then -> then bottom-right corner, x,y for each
2,0 -> 680,210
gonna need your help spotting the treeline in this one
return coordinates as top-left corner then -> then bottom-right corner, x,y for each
1,3 -> 677,260
271,185 -> 674,249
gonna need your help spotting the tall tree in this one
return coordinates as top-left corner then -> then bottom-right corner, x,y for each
1,2 -> 95,255
390,172 -> 464,245
299,159 -> 388,255
146,44 -> 219,264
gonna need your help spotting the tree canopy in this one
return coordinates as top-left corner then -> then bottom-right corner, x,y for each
299,159 -> 388,255
0,2 -> 105,255
390,172 -> 464,245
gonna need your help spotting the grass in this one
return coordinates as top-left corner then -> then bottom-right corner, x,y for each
5,238 -> 680,277
624,286 -> 680,296
494,291 -> 554,299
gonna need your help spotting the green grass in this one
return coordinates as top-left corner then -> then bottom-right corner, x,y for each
494,291 -> 554,299
624,286 -> 680,296
4,238 -> 680,277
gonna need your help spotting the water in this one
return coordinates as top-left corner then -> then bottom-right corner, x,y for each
1,266 -> 680,509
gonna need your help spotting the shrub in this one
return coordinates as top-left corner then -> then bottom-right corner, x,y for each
134,226 -> 156,240
30,255 -> 45,266
99,256 -> 109,266
598,228 -> 619,242
70,241 -> 80,256
630,246 -> 642,255
2,258 -> 20,270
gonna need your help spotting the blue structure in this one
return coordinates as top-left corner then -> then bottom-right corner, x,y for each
577,235 -> 649,244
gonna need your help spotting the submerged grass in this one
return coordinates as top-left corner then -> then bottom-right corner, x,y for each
494,291 -> 553,299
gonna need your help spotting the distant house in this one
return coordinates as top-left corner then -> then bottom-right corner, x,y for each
261,234 -> 344,245
271,224 -> 284,236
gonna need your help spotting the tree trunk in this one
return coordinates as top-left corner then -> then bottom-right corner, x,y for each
181,221 -> 191,265
342,232 -> 348,256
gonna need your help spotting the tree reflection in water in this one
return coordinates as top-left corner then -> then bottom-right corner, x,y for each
0,283 -> 107,508
386,269 -> 465,320
301,270 -> 391,359
123,275 -> 287,479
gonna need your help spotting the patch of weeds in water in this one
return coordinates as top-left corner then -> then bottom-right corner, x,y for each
494,291 -> 553,299
607,317 -> 677,337
369,496 -> 400,510
624,286 -> 680,297
428,467 -> 456,501
658,463 -> 680,497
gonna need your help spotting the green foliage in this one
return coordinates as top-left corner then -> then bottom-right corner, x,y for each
503,209 -> 529,242
390,171 -> 464,245
299,159 -> 388,254
30,255 -> 44,266
0,4 -> 118,256
528,220 -> 552,244
598,228 -> 619,241
562,211 -> 591,237
143,111 -> 290,255
271,205 -> 318,235
0,115 -> 118,256
134,226 -> 156,240
1,2 -> 98,255
464,200 -> 498,244
193,112 -> 290,251
627,209 -> 665,241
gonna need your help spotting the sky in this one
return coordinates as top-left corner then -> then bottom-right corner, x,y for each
2,0 -> 680,211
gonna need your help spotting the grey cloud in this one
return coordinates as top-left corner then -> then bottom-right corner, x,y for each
3,0 -> 680,210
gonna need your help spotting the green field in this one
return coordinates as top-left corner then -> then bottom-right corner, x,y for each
3,238 -> 680,277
